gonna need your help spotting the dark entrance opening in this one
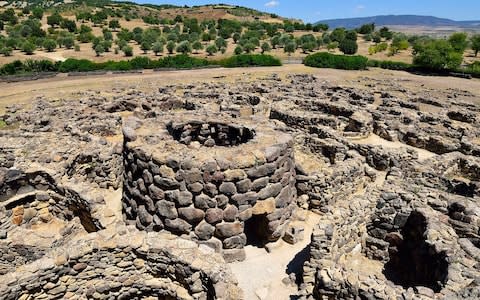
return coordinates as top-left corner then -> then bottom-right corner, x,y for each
383,211 -> 448,292
244,214 -> 270,247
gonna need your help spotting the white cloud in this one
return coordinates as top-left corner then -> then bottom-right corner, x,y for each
356,4 -> 365,11
265,1 -> 280,8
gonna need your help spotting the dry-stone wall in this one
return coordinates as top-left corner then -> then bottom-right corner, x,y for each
0,226 -> 241,300
122,112 -> 297,261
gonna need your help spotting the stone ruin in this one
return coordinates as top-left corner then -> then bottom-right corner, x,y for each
0,226 -> 240,300
0,72 -> 479,299
122,112 -> 297,261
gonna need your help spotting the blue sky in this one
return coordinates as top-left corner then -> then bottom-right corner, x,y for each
135,1 -> 480,23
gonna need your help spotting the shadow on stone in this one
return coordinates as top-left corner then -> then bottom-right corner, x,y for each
383,211 -> 448,292
286,244 -> 310,285
244,213 -> 270,248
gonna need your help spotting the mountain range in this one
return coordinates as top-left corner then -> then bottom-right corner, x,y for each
316,15 -> 480,29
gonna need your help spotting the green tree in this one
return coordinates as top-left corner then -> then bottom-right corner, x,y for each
109,19 -> 121,31
103,30 -> 113,41
95,44 -> 105,56
78,32 -> 94,43
176,41 -> 192,54
413,39 -> 463,70
339,39 -> 358,55
22,41 -> 36,54
357,23 -> 375,34
122,45 -> 133,56
201,32 -> 212,42
215,37 -> 227,49
244,42 -> 255,53
471,34 -> 480,57
261,42 -> 272,54
330,28 -> 346,43
301,42 -> 315,53
206,44 -> 217,56
284,41 -> 296,56
327,41 -> 339,52
32,7 -> 44,20
271,35 -> 280,49
102,40 -> 112,52
234,45 -> 243,55
232,32 -> 241,44
166,41 -> 175,54
379,27 -> 393,40
43,39 -> 57,52
47,12 -> 62,28
372,33 -> 382,43
60,19 -> 77,33
0,47 -> 12,56
192,41 -> 203,53
141,40 -> 151,54
448,32 -> 468,53
63,36 -> 75,49
152,41 -> 164,55
345,30 -> 357,41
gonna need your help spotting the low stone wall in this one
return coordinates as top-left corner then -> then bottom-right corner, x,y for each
0,227 -> 241,300
122,113 -> 297,261
302,191 -> 379,298
0,168 -> 103,233
302,158 -> 480,300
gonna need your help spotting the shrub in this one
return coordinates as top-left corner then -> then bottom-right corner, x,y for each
284,41 -> 296,56
22,41 -> 36,55
339,39 -> 358,55
94,44 -> 105,56
43,39 -> 57,52
206,44 -> 218,56
152,54 -> 210,69
327,41 -> 339,52
261,42 -> 272,54
59,58 -> 98,72
130,56 -> 151,69
448,32 -> 468,53
413,39 -> 463,71
152,41 -> 164,55
1,47 -> 13,56
166,41 -> 175,54
304,52 -> 368,70
176,41 -> 192,55
192,41 -> 203,53
122,45 -> 133,57
220,54 -> 281,68
63,36 -> 75,49
368,59 -> 411,71
471,34 -> 480,57
140,40 -> 151,54
234,45 -> 243,55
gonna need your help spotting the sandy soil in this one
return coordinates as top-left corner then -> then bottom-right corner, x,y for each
1,64 -> 479,115
229,211 -> 321,300
349,133 -> 437,161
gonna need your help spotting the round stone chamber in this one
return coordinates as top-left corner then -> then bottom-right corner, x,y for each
122,112 -> 297,261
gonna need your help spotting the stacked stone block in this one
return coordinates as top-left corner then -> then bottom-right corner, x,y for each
0,227 -> 241,300
122,113 -> 297,260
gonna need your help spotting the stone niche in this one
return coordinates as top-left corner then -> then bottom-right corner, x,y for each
122,113 -> 297,261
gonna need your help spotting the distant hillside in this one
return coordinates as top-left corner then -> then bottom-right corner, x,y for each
0,1 -> 293,23
316,15 -> 480,29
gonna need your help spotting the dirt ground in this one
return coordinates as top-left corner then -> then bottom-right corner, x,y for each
1,64 -> 480,115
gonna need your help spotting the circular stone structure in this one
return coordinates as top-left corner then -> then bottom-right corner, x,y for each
0,227 -> 241,300
122,113 -> 297,260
